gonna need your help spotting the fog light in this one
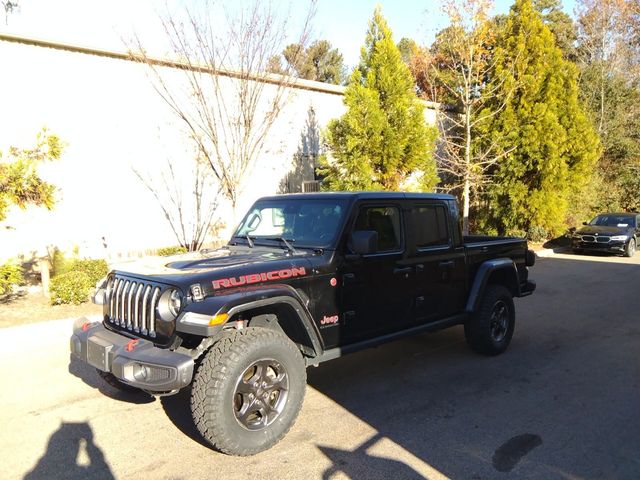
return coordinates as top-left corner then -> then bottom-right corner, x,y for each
91,289 -> 107,305
133,363 -> 149,381
131,363 -> 171,383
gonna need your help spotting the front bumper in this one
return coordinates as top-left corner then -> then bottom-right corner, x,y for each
571,239 -> 627,254
70,317 -> 194,394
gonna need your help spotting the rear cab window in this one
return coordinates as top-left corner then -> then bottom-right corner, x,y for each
411,203 -> 451,251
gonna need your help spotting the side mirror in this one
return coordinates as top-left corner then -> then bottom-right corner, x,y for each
582,222 -> 588,226
349,230 -> 378,255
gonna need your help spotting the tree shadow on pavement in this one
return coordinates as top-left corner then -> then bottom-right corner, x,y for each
24,422 -> 114,480
67,355 -> 154,404
318,433 -> 424,480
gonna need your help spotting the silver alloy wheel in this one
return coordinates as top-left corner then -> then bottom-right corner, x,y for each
629,239 -> 636,256
233,358 -> 289,431
490,300 -> 510,342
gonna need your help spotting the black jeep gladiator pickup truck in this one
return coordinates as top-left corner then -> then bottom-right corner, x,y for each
70,192 -> 535,455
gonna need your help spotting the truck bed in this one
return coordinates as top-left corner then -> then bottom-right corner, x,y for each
463,235 -> 530,291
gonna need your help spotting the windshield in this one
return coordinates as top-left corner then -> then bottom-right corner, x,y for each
233,198 -> 348,248
589,215 -> 636,228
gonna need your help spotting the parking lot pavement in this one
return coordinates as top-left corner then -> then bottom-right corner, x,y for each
2,252 -> 640,480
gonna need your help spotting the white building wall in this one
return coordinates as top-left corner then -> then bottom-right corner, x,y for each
0,36 -> 437,262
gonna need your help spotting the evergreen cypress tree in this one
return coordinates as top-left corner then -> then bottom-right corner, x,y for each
319,7 -> 439,192
479,0 -> 599,236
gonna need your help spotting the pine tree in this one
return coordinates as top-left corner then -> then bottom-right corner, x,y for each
479,0 -> 600,237
319,7 -> 439,192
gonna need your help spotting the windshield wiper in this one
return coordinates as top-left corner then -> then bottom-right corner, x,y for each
275,237 -> 296,253
235,234 -> 254,248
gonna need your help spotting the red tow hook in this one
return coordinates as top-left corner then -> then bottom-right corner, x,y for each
125,339 -> 139,352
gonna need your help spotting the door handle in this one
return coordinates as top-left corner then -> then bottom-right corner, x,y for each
393,266 -> 412,275
438,260 -> 455,269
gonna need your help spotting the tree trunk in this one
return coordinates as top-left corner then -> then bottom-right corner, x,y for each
463,176 -> 471,236
39,259 -> 50,299
463,105 -> 472,236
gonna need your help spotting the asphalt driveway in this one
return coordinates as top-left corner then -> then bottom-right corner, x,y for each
2,252 -> 639,479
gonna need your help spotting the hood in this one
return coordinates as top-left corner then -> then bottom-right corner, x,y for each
111,245 -> 315,289
576,225 -> 633,236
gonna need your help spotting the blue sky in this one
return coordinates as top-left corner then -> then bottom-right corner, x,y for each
309,0 -> 577,66
1,0 -> 577,67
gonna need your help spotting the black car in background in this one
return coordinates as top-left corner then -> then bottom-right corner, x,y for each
572,213 -> 640,257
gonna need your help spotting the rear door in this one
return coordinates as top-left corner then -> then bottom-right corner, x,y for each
340,202 -> 413,342
405,201 -> 466,323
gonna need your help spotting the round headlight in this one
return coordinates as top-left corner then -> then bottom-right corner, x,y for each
96,275 -> 108,290
157,288 -> 183,322
169,289 -> 183,317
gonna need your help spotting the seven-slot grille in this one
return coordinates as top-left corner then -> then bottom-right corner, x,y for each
107,276 -> 163,338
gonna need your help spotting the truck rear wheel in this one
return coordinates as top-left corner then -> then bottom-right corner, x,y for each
190,327 -> 306,456
465,284 -> 515,355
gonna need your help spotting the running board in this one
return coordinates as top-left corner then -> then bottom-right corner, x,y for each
307,313 -> 468,366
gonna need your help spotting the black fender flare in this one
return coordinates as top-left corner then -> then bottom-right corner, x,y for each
176,284 -> 324,357
466,258 -> 520,313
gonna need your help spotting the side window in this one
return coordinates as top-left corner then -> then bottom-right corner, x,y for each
414,204 -> 449,249
353,206 -> 402,252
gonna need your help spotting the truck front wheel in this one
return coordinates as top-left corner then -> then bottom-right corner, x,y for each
190,327 -> 306,456
465,285 -> 515,355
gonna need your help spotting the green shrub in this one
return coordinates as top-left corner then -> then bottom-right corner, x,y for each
0,261 -> 24,295
74,259 -> 108,285
157,246 -> 188,256
527,225 -> 550,243
51,247 -> 71,277
48,258 -> 108,305
505,228 -> 527,238
50,271 -> 93,305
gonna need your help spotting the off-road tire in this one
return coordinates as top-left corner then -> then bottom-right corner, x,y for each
624,238 -> 636,257
190,327 -> 306,456
464,284 -> 515,356
96,369 -> 139,392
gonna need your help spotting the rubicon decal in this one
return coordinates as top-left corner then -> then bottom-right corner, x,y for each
212,267 -> 307,290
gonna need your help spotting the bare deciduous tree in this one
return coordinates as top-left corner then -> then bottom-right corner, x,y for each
130,0 -> 316,219
427,0 -> 517,234
2,0 -> 19,25
134,151 -> 222,252
576,0 -> 637,134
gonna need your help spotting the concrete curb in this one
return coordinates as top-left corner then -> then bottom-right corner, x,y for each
535,247 -> 570,258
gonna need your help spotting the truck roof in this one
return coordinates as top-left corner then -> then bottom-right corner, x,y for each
258,191 -> 456,202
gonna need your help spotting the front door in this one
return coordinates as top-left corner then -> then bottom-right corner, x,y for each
340,203 -> 413,343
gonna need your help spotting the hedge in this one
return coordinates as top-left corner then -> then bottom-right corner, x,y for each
49,259 -> 108,305
0,262 -> 23,296
157,246 -> 188,256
